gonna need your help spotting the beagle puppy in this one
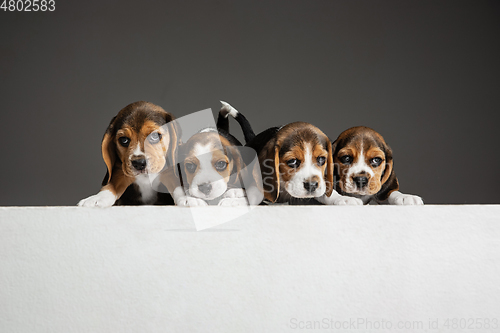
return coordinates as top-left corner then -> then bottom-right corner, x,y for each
246,121 -> 335,204
324,126 -> 423,205
78,101 -> 179,207
172,128 -> 260,206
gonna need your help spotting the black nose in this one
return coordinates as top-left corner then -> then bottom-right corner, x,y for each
303,181 -> 318,193
131,159 -> 147,171
198,183 -> 212,195
353,176 -> 368,188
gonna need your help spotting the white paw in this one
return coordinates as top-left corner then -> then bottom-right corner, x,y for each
218,197 -> 249,206
77,190 -> 116,208
223,188 -> 246,199
316,191 -> 363,205
333,196 -> 364,205
390,193 -> 424,205
176,196 -> 208,207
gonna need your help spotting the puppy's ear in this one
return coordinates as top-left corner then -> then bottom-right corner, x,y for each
164,113 -> 181,168
101,116 -> 118,186
380,145 -> 394,185
325,139 -> 334,197
262,146 -> 280,203
226,146 -> 243,186
173,144 -> 185,179
375,145 -> 399,202
330,140 -> 341,192
159,164 -> 182,195
248,153 -> 264,203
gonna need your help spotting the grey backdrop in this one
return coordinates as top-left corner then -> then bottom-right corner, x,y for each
1,0 -> 499,205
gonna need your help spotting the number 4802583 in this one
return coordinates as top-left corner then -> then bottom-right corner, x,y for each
1,0 -> 55,11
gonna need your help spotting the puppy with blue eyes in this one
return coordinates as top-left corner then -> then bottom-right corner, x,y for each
172,129 -> 254,206
169,102 -> 263,206
322,126 -> 423,205
78,101 -> 179,207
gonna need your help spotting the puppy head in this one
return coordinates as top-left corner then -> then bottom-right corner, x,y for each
261,122 -> 333,202
101,101 -> 179,184
332,126 -> 398,197
178,131 -> 242,201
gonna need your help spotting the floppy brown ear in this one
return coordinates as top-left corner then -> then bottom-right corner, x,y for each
330,140 -> 342,192
262,146 -> 280,202
325,139 -> 334,197
331,140 -> 338,155
226,146 -> 244,186
173,143 -> 185,179
101,116 -> 118,186
250,154 -> 264,198
159,164 -> 183,194
375,146 -> 400,202
164,113 -> 181,168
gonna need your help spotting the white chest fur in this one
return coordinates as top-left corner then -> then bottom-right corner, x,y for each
134,174 -> 157,204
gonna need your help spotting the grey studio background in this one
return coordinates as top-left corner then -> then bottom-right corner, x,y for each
0,0 -> 499,205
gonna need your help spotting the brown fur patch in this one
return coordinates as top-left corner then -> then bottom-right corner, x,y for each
259,122 -> 332,202
332,126 -> 399,197
114,120 -> 170,177
280,145 -> 305,183
99,101 -> 177,203
364,146 -> 386,194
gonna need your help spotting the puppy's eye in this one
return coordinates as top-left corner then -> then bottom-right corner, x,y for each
118,137 -> 130,147
185,162 -> 197,173
215,160 -> 227,171
339,156 -> 352,165
287,159 -> 301,168
148,132 -> 162,144
370,157 -> 383,167
317,156 -> 326,166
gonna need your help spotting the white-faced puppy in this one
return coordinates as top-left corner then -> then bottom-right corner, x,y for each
245,122 -> 336,204
327,126 -> 423,205
173,129 -> 250,206
78,101 -> 179,207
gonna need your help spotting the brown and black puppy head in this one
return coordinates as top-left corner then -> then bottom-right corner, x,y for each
178,131 -> 242,201
261,122 -> 333,202
101,101 -> 178,184
332,126 -> 398,197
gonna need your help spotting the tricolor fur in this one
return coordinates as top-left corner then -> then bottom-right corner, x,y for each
247,122 -> 334,204
171,102 -> 263,206
176,130 -> 241,199
78,101 -> 179,207
331,126 -> 423,205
